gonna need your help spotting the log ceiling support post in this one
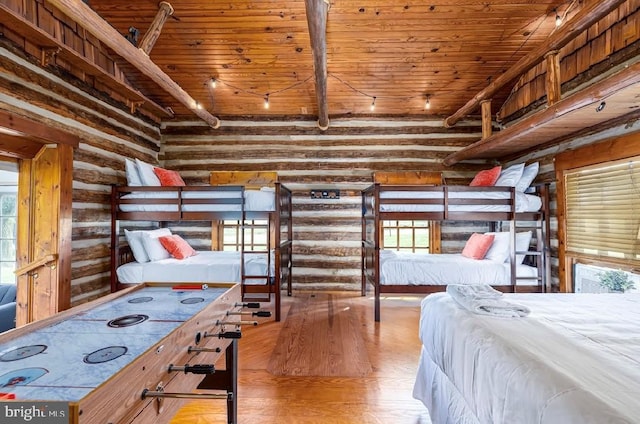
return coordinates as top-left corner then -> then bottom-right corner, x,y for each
480,100 -> 492,139
139,1 -> 174,55
47,0 -> 221,129
443,0 -> 628,128
545,50 -> 561,105
305,0 -> 330,131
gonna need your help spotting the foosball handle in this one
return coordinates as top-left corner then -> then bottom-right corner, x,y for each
218,331 -> 242,339
184,364 -> 215,375
168,364 -> 216,374
236,302 -> 260,309
253,311 -> 271,317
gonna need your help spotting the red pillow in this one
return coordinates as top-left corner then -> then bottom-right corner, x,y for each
153,167 -> 185,186
461,233 -> 495,260
469,166 -> 501,187
158,235 -> 197,259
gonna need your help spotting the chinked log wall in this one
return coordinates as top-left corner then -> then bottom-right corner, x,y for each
0,40 -> 163,306
497,0 -> 640,289
161,120 -> 501,291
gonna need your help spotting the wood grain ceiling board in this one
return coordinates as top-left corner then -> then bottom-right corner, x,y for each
87,0 -> 568,118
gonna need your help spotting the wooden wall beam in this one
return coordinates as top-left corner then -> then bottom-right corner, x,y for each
443,0 -> 628,128
304,0 -> 330,131
138,1 -> 174,55
0,111 -> 80,148
47,0 -> 221,129
480,100 -> 492,139
545,51 -> 562,105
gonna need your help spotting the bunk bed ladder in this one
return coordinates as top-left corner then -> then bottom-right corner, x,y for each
514,183 -> 551,293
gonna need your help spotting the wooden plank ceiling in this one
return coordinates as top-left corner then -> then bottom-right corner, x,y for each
87,0 -> 571,120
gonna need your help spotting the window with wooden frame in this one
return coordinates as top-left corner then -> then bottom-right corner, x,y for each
381,220 -> 440,253
556,132 -> 640,292
565,159 -> 640,260
220,219 -> 269,252
0,190 -> 17,285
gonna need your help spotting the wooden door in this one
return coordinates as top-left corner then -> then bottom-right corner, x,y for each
15,144 -> 73,325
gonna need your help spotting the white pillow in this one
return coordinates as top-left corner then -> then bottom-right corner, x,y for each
484,231 -> 533,264
124,228 -> 171,263
515,231 -> 533,265
495,163 -> 525,187
141,233 -> 172,261
515,162 -> 539,192
135,158 -> 162,186
484,232 -> 510,263
124,158 -> 142,186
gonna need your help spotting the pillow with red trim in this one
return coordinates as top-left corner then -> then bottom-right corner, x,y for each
461,233 -> 495,260
153,167 -> 185,186
159,234 -> 197,260
469,166 -> 501,187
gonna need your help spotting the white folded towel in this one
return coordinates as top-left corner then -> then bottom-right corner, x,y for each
446,284 -> 530,318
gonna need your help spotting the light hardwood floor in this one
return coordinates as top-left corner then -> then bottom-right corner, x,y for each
171,291 -> 432,424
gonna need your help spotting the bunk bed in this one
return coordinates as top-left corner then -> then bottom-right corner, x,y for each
413,291 -> 640,423
110,169 -> 293,322
361,169 -> 550,321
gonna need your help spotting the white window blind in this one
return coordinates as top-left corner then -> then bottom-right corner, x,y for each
565,159 -> 640,260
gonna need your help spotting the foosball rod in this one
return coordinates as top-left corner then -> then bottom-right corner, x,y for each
141,390 -> 231,400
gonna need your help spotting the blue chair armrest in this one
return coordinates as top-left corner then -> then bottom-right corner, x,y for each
0,302 -> 16,333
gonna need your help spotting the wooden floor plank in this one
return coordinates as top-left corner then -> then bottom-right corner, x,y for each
170,292 -> 432,424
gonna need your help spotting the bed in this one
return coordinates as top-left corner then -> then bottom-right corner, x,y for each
362,166 -> 551,321
110,166 -> 293,321
413,291 -> 640,423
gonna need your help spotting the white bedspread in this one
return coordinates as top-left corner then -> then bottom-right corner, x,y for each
380,251 -> 538,285
414,292 -> 640,423
117,251 -> 274,285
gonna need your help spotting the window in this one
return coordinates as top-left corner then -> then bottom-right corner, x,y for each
382,220 -> 430,253
0,191 -> 16,284
221,219 -> 269,251
565,158 -> 640,261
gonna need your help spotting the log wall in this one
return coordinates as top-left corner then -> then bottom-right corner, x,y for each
160,120 -> 493,291
1,0 -> 639,302
0,40 -> 162,306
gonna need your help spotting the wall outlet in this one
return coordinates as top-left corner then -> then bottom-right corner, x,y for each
310,189 -> 340,199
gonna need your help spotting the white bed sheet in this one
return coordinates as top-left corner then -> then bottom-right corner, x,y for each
116,251 -> 274,285
379,251 -> 538,286
118,187 -> 275,212
379,190 -> 541,213
413,292 -> 640,423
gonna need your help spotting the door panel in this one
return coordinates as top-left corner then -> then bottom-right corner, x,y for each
16,144 -> 72,325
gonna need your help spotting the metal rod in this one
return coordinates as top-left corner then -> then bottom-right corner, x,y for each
188,346 -> 222,353
227,310 -> 271,318
142,390 -> 230,400
216,320 -> 258,326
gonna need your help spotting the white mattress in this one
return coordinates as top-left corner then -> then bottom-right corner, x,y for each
118,187 -> 275,212
379,190 -> 541,213
379,251 -> 538,285
413,292 -> 640,423
116,250 -> 274,285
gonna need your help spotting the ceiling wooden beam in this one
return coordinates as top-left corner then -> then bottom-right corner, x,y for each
48,0 -> 221,129
138,1 -> 174,55
305,0 -> 330,131
442,60 -> 640,165
443,0 -> 629,128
